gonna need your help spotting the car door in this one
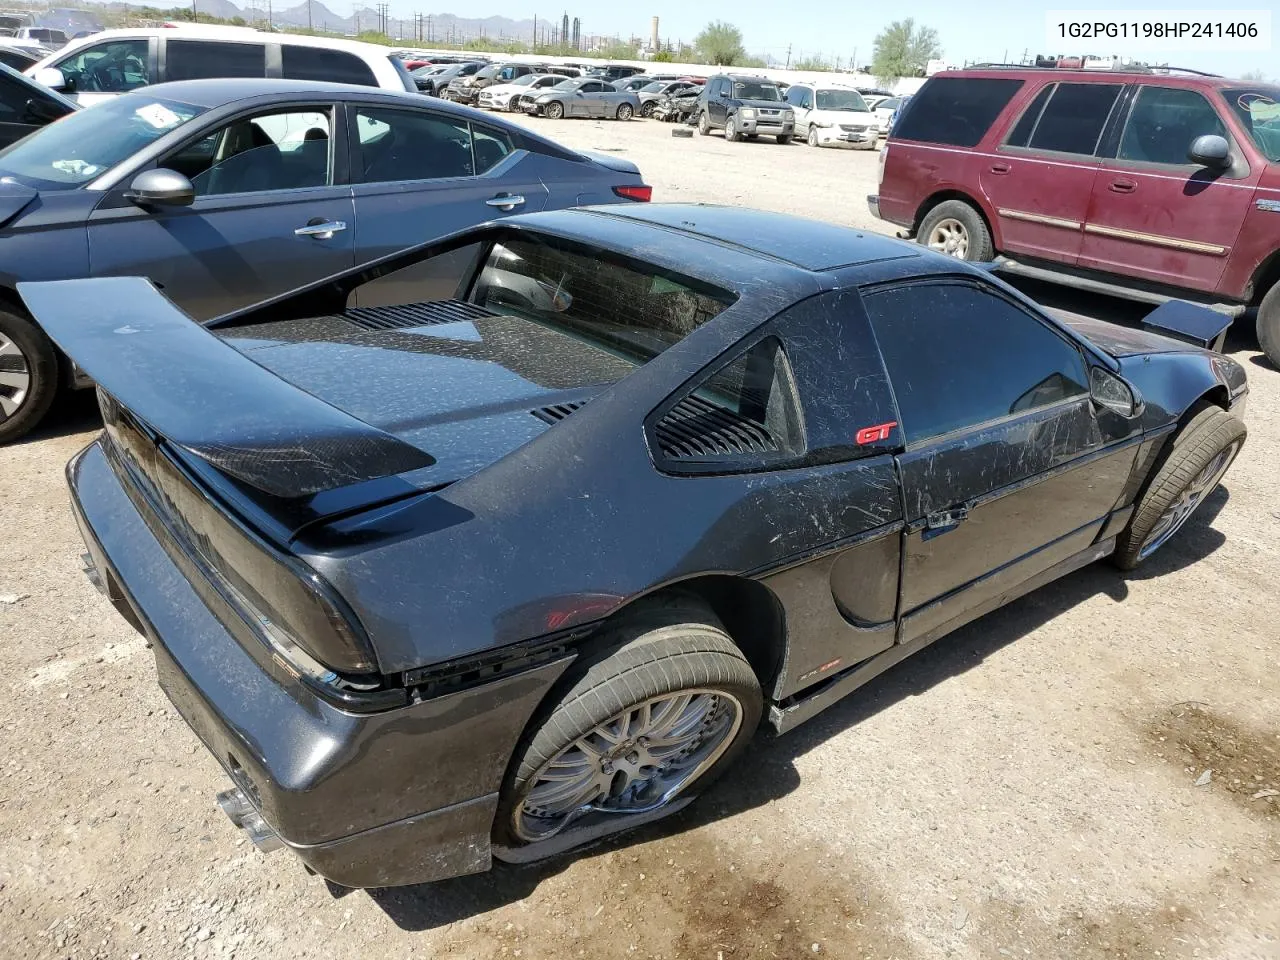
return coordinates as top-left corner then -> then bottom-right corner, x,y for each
982,80 -> 1125,264
785,85 -> 811,134
706,79 -> 728,125
571,81 -> 599,117
86,105 -> 355,321
1078,84 -> 1261,293
862,278 -> 1142,646
347,102 -> 549,266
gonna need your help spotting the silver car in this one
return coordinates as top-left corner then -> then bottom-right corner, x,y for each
636,80 -> 699,118
526,77 -> 639,121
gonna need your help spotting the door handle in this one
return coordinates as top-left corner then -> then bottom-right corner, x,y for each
989,162 -> 1011,175
486,193 -> 525,211
1109,179 -> 1136,194
294,219 -> 347,239
923,505 -> 970,540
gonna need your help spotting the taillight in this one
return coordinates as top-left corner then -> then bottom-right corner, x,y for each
878,144 -> 887,186
613,184 -> 652,202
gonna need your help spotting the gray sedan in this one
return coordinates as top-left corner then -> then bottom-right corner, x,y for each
0,76 -> 649,443
525,77 -> 640,121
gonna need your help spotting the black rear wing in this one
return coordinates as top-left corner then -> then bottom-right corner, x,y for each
19,277 -> 434,497
1141,299 -> 1234,352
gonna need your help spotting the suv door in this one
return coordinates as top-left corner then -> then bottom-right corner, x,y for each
985,79 -> 1125,263
1079,84 -> 1261,292
706,79 -> 729,126
86,106 -> 354,320
347,103 -> 549,265
785,85 -> 813,135
863,279 -> 1141,645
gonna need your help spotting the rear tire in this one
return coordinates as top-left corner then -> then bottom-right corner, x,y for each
918,199 -> 993,262
545,101 -> 564,120
0,307 -> 59,446
616,103 -> 633,121
495,597 -> 762,849
1256,282 -> 1280,370
1113,405 -> 1246,569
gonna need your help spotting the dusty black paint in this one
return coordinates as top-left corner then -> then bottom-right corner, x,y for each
41,205 -> 1248,888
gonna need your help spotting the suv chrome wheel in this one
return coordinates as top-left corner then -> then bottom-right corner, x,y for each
514,689 -> 744,843
0,330 -> 31,422
926,217 -> 969,258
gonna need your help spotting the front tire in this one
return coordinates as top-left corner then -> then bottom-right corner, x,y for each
615,103 -> 633,121
1114,405 -> 1246,569
724,116 -> 740,142
697,111 -> 710,135
545,101 -> 564,120
495,598 -> 762,849
807,126 -> 819,147
0,307 -> 58,445
641,101 -> 655,118
1256,282 -> 1280,369
918,199 -> 993,262
776,133 -> 792,144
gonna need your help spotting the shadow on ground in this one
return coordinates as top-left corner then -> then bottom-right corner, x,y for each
365,484 -> 1231,930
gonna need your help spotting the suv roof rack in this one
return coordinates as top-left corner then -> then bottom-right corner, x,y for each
966,61 -> 1223,78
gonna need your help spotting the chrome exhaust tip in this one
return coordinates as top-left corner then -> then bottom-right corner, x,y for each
215,787 -> 283,853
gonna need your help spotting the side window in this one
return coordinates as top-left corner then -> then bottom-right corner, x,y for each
1020,82 -> 1122,156
0,73 -> 32,121
471,125 -> 513,173
864,282 -> 1089,445
892,77 -> 1024,146
653,337 -> 805,465
355,107 -> 474,182
784,86 -> 801,106
54,39 -> 149,93
1005,84 -> 1056,147
281,46 -> 377,87
1118,86 -> 1228,165
165,41 -> 265,82
181,109 -> 332,197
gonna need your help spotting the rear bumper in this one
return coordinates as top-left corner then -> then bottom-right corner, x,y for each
67,439 -> 572,887
867,194 -> 880,219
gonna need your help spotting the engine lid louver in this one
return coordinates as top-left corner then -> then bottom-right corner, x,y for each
530,400 -> 588,425
343,299 -> 496,331
655,395 -> 781,459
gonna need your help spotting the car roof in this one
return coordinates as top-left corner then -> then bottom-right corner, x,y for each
568,204 -> 921,273
937,66 -> 1230,89
47,25 -> 399,59
125,76 -> 441,109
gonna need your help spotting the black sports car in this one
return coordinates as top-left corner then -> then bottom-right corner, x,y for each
25,205 -> 1247,889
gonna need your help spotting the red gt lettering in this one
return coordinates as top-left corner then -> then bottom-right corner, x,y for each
855,421 -> 897,445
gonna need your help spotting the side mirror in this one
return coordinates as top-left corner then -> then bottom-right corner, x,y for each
125,168 -> 195,208
34,67 -> 66,91
1090,366 -> 1142,419
1188,134 -> 1230,170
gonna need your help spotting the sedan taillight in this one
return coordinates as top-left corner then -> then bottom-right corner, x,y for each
613,184 -> 652,202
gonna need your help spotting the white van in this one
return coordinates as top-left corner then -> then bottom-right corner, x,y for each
782,82 -> 878,149
28,26 -> 415,105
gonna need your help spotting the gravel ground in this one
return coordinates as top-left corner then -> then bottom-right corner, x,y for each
2,112 -> 1279,960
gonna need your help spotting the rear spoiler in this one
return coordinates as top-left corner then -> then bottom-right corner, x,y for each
1141,299 -> 1234,352
18,277 -> 434,497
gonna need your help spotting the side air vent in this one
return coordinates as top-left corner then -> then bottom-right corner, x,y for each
531,401 -> 587,425
655,395 -> 781,459
343,299 -> 495,331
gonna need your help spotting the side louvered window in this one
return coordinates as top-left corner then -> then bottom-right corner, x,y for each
654,336 -> 804,468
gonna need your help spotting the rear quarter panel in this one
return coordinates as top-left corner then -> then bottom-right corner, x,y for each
1222,161 -> 1280,300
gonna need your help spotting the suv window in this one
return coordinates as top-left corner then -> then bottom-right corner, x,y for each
864,282 -> 1088,444
165,40 -> 265,82
281,46 -> 377,86
1010,82 -> 1122,155
181,109 -> 332,197
1119,86 -> 1228,165
785,86 -> 812,109
1220,87 -> 1280,162
355,107 -> 476,181
54,38 -> 149,93
892,76 -> 1024,147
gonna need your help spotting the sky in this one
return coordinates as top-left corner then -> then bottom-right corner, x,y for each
424,0 -> 1275,79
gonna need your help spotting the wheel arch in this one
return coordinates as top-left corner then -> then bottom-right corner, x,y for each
1245,248 -> 1280,306
914,189 -> 1000,249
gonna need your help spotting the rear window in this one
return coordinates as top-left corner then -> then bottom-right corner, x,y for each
471,237 -> 734,367
892,76 -> 1024,147
165,40 -> 265,81
281,45 -> 377,86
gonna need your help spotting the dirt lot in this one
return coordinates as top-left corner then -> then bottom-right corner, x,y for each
2,113 -> 1279,960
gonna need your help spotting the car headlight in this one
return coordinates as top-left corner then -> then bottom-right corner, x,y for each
738,108 -> 755,120
783,110 -> 795,121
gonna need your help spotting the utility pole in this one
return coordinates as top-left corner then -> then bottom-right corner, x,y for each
532,14 -> 537,53
785,44 -> 791,69
191,0 -> 197,23
307,0 -> 312,32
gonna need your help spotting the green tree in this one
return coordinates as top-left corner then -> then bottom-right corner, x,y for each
652,49 -> 674,63
792,55 -> 830,72
599,40 -> 639,60
871,18 -> 942,84
694,21 -> 745,66
1240,68 -> 1268,81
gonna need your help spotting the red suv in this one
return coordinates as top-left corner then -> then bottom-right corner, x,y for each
869,67 -> 1280,365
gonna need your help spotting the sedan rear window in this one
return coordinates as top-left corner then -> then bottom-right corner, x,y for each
0,94 -> 205,189
892,76 -> 1024,147
472,237 -> 734,366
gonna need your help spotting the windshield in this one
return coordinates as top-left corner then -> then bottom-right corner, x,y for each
551,79 -> 575,90
1221,87 -> 1280,162
816,89 -> 869,112
475,65 -> 501,80
0,95 -> 205,189
732,80 -> 780,101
